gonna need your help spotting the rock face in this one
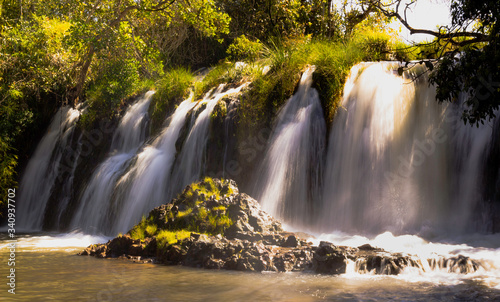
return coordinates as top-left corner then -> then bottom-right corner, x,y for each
80,178 -> 483,275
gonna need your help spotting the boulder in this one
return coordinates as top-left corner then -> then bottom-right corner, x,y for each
79,178 -> 484,276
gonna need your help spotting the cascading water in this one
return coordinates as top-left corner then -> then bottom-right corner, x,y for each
109,83 -> 249,234
320,62 -> 498,236
170,83 -> 249,196
71,92 -> 154,233
110,94 -> 198,234
255,66 -> 326,227
17,106 -> 81,230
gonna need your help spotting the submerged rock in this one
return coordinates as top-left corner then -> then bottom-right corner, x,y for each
80,178 -> 483,275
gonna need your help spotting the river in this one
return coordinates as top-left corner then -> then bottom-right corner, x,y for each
2,233 -> 500,301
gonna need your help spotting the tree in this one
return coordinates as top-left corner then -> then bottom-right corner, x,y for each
371,0 -> 499,125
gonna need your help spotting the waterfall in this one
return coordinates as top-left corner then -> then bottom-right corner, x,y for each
109,83 -> 248,234
71,92 -> 154,233
17,106 -> 81,230
255,66 -> 326,227
171,83 -> 249,196
111,94 -> 198,234
320,62 -> 497,236
16,62 -> 499,238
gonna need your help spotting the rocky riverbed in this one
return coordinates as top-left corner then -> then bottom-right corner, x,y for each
80,178 -> 482,275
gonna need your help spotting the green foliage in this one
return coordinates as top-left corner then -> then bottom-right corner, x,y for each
129,215 -> 159,240
149,68 -> 194,132
157,230 -> 192,249
210,101 -> 227,121
0,16 -> 74,209
80,58 -> 140,128
226,35 -> 263,61
428,0 -> 500,125
218,0 -> 308,41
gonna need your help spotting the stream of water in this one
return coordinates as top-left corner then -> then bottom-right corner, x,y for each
1,233 -> 499,301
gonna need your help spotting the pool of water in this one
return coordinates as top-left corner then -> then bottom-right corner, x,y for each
1,233 -> 500,301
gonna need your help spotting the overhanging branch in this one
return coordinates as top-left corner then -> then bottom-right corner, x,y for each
372,0 -> 490,46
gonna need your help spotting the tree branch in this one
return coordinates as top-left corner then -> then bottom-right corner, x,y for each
372,0 -> 490,45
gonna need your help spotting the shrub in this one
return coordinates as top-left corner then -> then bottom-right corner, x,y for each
149,68 -> 194,133
226,35 -> 263,61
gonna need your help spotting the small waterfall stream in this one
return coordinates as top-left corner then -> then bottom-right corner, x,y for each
254,66 -> 326,227
71,92 -> 154,233
111,94 -> 198,234
171,83 -> 249,196
17,106 -> 81,230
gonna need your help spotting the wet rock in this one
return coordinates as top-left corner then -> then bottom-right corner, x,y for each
313,242 -> 347,274
107,235 -> 136,257
283,235 -> 299,248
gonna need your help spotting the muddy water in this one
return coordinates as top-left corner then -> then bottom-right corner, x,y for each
1,233 -> 500,301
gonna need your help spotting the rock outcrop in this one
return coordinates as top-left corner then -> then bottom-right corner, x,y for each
80,178 -> 482,275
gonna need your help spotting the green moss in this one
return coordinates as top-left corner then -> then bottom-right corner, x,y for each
157,230 -> 192,249
130,178 -> 235,250
177,208 -> 193,219
129,215 -> 158,240
184,177 -> 227,201
207,213 -> 233,235
145,224 -> 158,236
212,205 -> 227,212
196,207 -> 209,220
210,100 -> 227,121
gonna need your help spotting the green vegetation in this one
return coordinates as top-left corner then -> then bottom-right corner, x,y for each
128,178 -> 235,248
226,35 -> 264,61
129,215 -> 159,240
183,177 -> 234,202
157,230 -> 192,249
149,68 -> 194,133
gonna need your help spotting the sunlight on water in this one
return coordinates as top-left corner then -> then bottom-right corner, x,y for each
0,233 -> 110,252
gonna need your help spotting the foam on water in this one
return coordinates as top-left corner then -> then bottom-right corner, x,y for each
314,231 -> 500,289
0,232 -> 110,252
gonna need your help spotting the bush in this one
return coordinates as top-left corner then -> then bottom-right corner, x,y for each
226,35 -> 263,61
80,58 -> 140,128
149,68 -> 194,133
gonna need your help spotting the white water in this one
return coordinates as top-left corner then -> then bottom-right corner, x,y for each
171,83 -> 249,196
315,231 -> 500,290
17,106 -> 81,230
321,62 -> 496,236
71,92 -> 154,233
255,66 -> 326,227
112,84 -> 249,234
112,94 -> 198,234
